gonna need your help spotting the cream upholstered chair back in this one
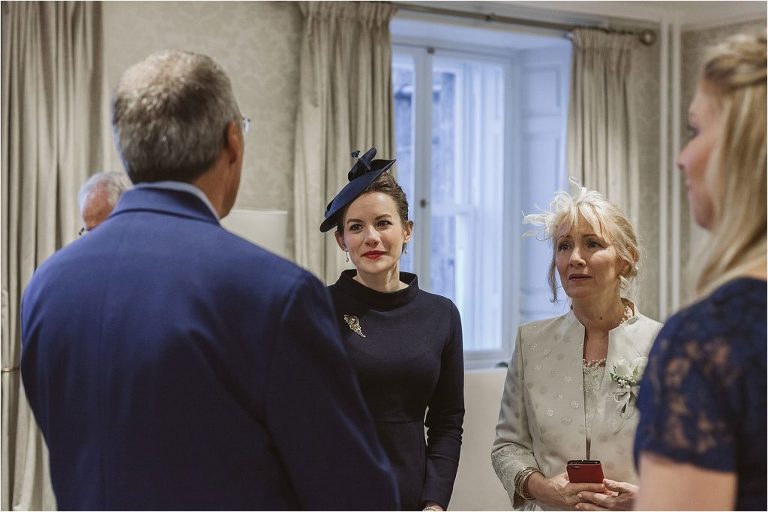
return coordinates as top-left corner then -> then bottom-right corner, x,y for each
450,368 -> 511,510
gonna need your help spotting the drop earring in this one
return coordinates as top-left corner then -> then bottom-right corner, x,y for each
345,251 -> 349,262
403,244 -> 408,255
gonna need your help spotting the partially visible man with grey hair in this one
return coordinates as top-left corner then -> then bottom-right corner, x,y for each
20,50 -> 398,510
77,171 -> 132,235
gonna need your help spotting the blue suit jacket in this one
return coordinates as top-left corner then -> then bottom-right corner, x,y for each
20,187 -> 399,510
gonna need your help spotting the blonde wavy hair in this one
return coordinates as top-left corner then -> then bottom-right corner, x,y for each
524,179 -> 640,302
695,34 -> 767,299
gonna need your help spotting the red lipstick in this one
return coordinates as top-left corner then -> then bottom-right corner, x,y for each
362,251 -> 385,260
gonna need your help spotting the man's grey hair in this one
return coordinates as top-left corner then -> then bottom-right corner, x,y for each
78,171 -> 133,212
112,50 -> 241,184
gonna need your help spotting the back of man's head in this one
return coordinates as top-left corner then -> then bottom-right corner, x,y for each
112,50 -> 241,184
78,171 -> 133,230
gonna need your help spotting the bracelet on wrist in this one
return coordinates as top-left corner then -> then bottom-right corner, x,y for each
514,467 -> 541,501
521,470 -> 538,500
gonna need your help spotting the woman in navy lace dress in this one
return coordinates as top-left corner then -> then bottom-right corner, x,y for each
633,34 -> 766,510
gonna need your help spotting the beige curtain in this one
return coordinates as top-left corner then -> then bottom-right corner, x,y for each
293,1 -> 396,283
566,28 -> 639,225
1,2 -> 110,509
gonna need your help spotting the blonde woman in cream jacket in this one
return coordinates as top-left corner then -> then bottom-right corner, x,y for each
492,183 -> 662,511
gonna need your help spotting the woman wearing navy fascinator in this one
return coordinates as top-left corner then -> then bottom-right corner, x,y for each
322,148 -> 465,511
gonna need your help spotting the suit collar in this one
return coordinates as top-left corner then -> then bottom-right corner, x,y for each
111,187 -> 220,225
135,181 -> 220,220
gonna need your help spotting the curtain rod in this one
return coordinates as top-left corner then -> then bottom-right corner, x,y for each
391,2 -> 657,46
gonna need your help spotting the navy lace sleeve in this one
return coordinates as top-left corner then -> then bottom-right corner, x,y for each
633,278 -> 766,510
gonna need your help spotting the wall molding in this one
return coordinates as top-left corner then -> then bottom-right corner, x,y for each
679,10 -> 766,31
671,19 -> 682,314
511,1 -> 765,28
658,16 -> 670,319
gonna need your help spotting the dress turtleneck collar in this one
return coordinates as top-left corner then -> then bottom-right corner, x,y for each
335,269 -> 419,310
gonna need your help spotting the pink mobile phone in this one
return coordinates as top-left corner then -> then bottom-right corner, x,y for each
566,459 -> 604,483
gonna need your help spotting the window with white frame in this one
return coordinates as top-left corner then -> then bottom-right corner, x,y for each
392,22 -> 572,368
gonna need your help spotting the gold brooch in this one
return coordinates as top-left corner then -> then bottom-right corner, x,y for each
343,314 -> 366,338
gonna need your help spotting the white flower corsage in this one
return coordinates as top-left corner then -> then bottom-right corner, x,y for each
609,356 -> 647,420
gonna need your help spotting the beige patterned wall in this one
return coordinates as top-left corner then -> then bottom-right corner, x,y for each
101,2 -> 758,321
632,39 -> 661,320
677,20 -> 766,304
102,1 -> 301,255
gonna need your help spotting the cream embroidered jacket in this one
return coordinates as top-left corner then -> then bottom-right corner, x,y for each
491,307 -> 662,510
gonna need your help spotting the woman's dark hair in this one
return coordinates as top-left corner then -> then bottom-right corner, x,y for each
335,171 -> 410,232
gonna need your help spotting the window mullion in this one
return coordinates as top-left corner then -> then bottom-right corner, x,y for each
413,49 -> 433,291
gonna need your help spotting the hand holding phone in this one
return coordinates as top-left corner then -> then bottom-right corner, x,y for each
566,459 -> 604,484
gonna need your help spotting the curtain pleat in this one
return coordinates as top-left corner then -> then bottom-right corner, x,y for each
1,3 -> 109,509
566,28 -> 639,227
293,1 -> 396,283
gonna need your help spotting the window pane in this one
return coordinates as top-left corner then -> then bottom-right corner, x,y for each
431,58 -> 504,352
392,42 -> 572,365
431,69 -> 458,206
430,65 -> 459,302
429,215 -> 456,300
393,56 -> 415,272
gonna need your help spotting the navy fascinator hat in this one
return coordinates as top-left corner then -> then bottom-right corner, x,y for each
319,147 -> 397,232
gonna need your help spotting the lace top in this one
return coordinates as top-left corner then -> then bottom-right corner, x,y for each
583,365 -> 606,459
634,278 -> 766,510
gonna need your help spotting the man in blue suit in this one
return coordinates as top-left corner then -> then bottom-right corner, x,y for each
20,50 -> 399,510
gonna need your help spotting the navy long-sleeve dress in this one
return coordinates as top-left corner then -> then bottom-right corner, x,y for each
634,278 -> 767,510
329,270 -> 465,510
